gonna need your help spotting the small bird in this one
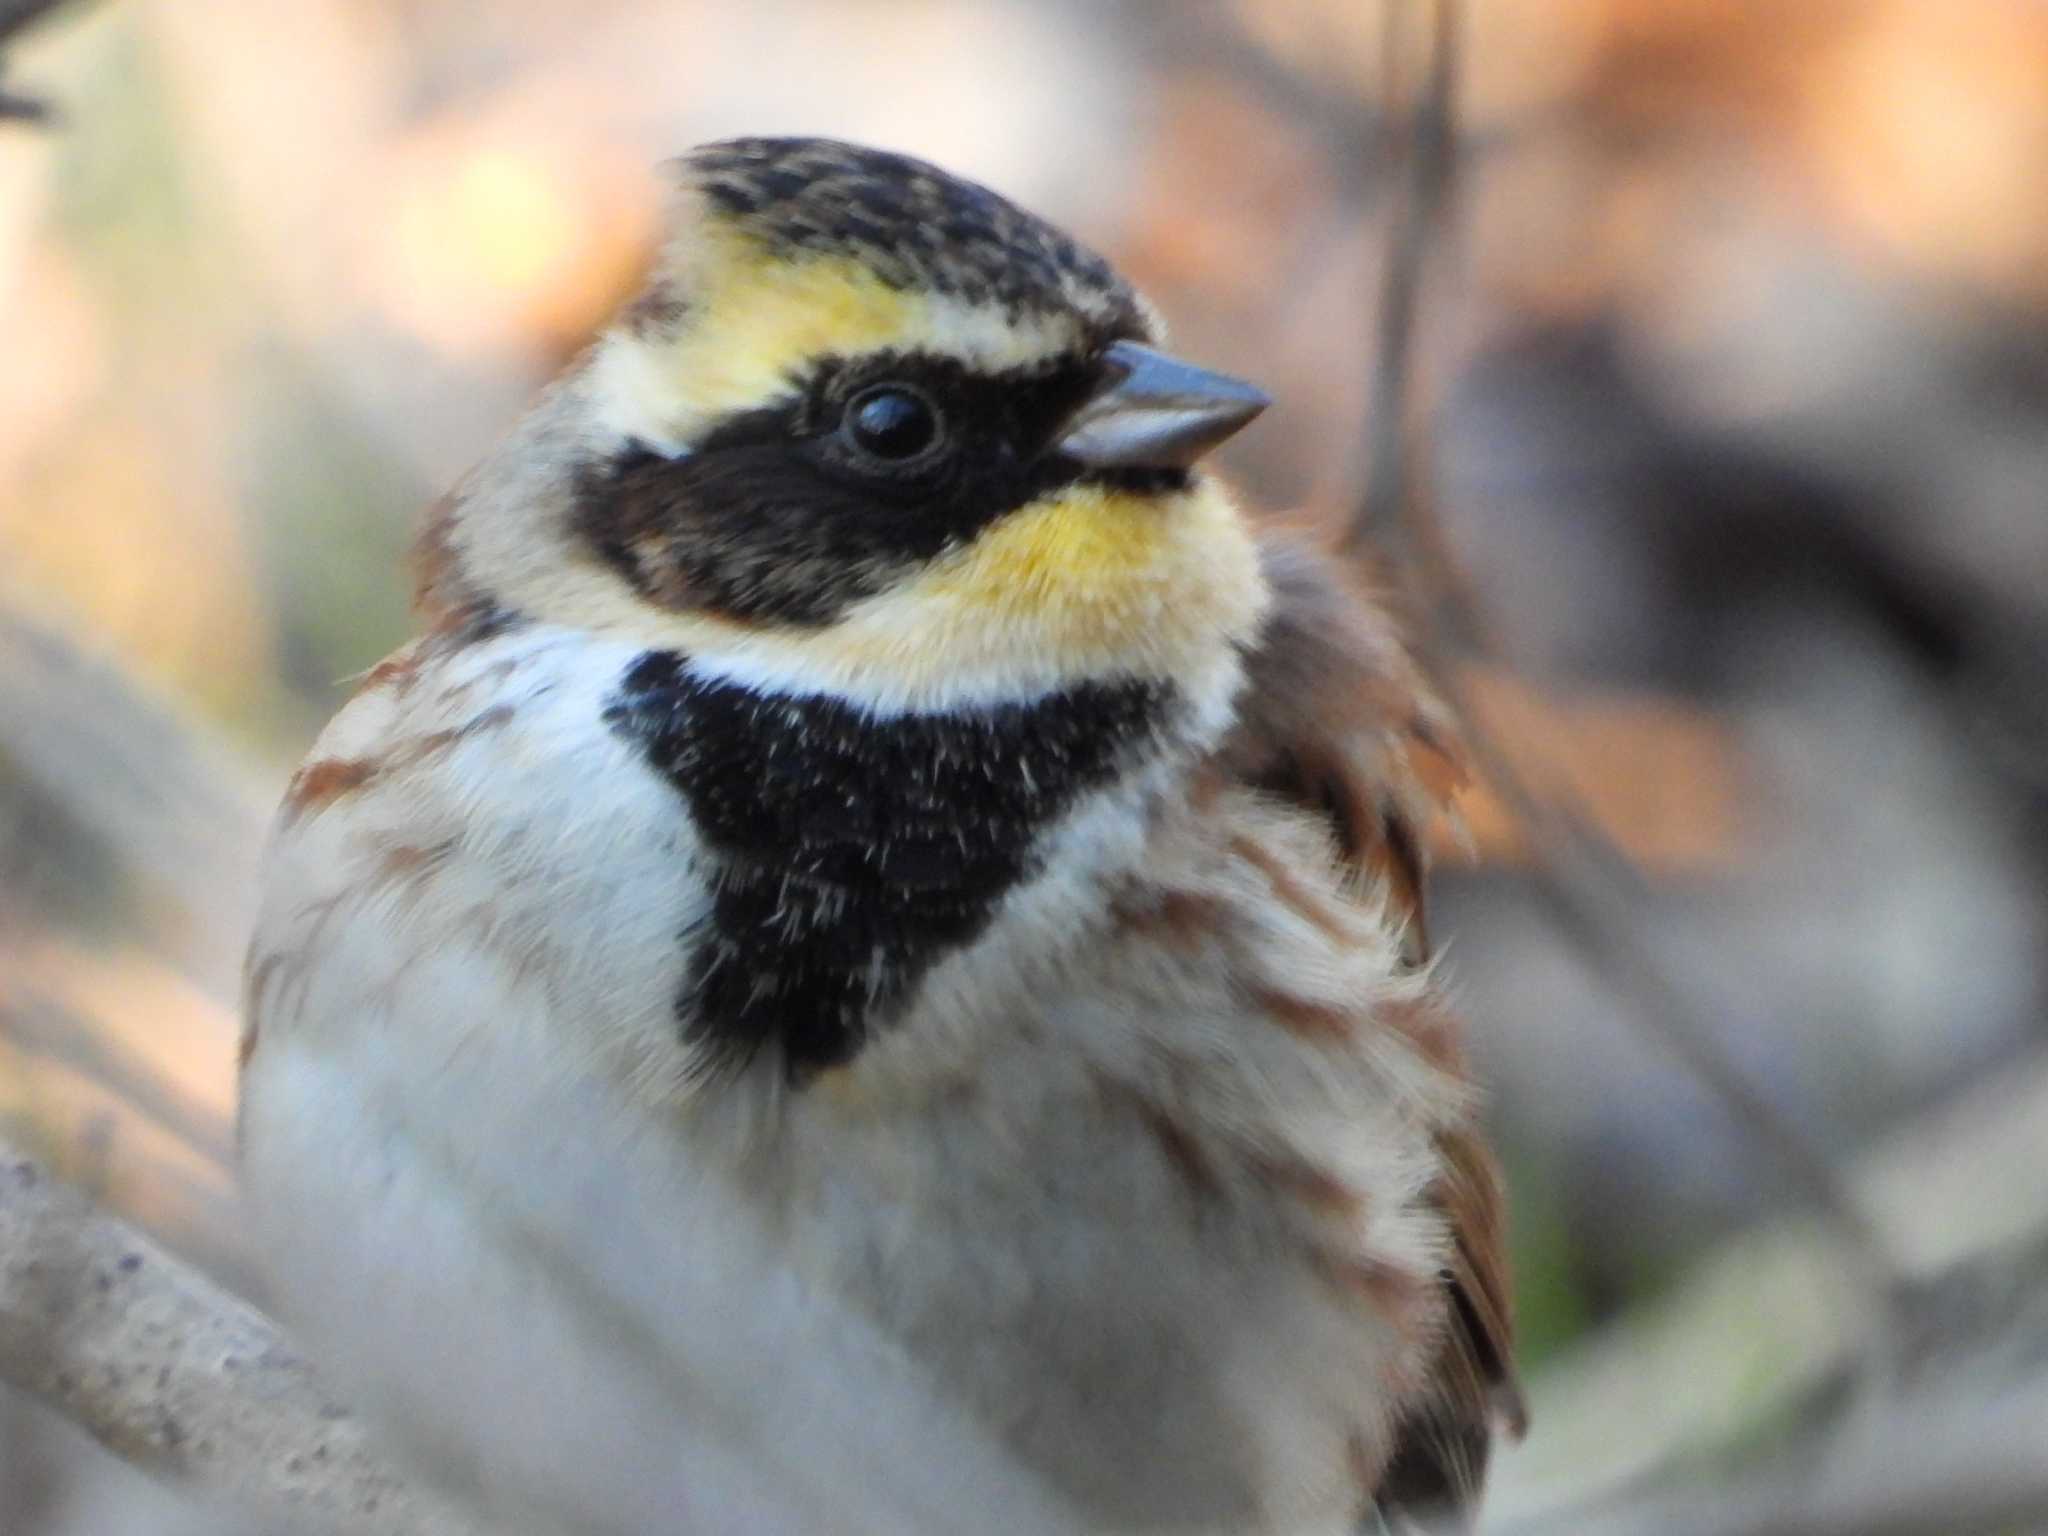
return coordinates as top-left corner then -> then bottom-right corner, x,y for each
239,137 -> 1521,1535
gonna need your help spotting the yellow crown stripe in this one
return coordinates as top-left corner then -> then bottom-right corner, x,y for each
592,230 -> 1084,451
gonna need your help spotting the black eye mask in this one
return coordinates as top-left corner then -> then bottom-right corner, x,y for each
569,349 -> 1188,627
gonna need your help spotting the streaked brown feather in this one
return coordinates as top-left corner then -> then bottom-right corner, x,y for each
1217,530 -> 1525,1528
1217,534 -> 1463,960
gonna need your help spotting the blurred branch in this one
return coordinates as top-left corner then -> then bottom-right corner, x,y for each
1346,0 -> 1458,554
0,0 -> 74,124
1,986 -> 232,1171
1163,7 -> 1393,180
0,1135 -> 476,1536
1494,1380 -> 2048,1536
1491,1049 -> 2048,1523
0,598 -> 274,997
1340,0 -> 1902,1325
0,940 -> 247,1279
1450,704 -> 1905,1310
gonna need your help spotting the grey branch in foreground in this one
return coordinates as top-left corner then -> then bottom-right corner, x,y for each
0,1136 -> 477,1536
1494,1378 -> 2048,1536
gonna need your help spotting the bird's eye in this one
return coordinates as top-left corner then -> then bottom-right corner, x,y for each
844,385 -> 941,463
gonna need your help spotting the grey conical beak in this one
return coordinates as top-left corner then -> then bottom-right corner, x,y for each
1055,340 -> 1270,471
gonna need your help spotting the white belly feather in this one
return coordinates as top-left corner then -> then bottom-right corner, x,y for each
241,626 -> 1439,1535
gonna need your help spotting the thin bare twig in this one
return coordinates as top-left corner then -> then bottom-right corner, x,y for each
1345,0 -> 1458,554
0,1136 -> 474,1536
1446,697 -> 1905,1308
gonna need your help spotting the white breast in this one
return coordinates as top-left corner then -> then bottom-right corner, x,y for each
241,624 -> 1440,1535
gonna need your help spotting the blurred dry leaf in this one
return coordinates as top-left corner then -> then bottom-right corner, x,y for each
1448,668 -> 1749,873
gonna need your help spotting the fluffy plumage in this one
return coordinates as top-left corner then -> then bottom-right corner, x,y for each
239,136 -> 1520,1535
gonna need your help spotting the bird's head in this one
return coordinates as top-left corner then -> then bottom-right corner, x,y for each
430,136 -> 1271,720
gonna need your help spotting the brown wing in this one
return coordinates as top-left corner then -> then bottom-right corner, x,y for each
1216,532 -> 1526,1530
1370,1124 -> 1525,1530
